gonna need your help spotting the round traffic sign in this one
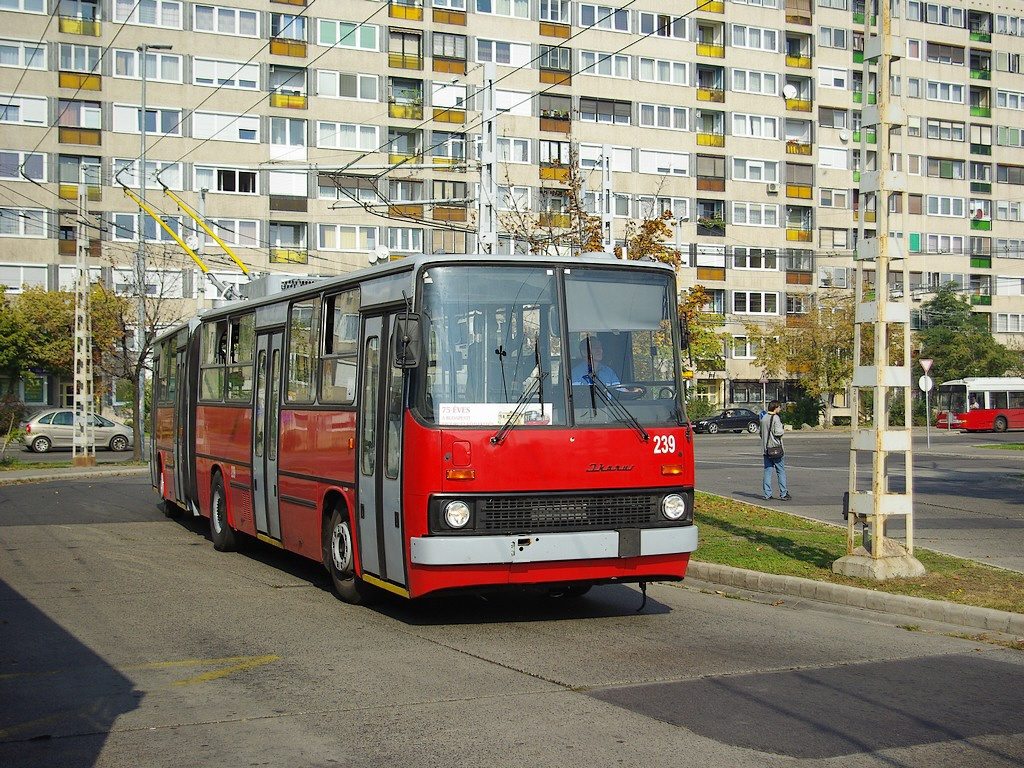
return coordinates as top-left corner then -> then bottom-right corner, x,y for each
918,375 -> 933,392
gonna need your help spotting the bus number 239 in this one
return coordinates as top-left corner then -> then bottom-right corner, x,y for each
653,435 -> 676,454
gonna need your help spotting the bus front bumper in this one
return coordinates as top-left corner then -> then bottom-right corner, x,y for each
410,525 -> 698,566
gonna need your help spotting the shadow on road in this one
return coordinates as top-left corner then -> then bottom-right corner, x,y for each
0,579 -> 141,768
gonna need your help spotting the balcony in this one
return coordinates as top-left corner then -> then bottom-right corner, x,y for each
971,254 -> 992,268
270,248 -> 308,264
970,219 -> 992,231
434,107 -> 466,124
433,8 -> 466,25
270,93 -> 307,109
786,228 -> 813,242
786,271 -> 813,285
696,267 -> 726,281
433,57 -> 467,75
697,218 -> 726,237
785,141 -> 811,155
539,165 -> 570,181
433,205 -> 467,222
389,203 -> 424,218
852,91 -> 876,105
539,69 -> 571,86
701,0 -> 724,11
971,143 -> 992,156
389,102 -> 423,119
59,72 -> 101,90
59,127 -> 101,145
971,181 -> 992,194
539,22 -> 570,38
696,43 -> 725,58
970,68 -> 991,80
786,55 -> 811,69
388,153 -> 419,165
697,133 -> 725,147
697,176 -> 726,193
270,39 -> 306,57
58,17 -> 100,35
539,212 -> 571,228
971,293 -> 992,306
59,184 -> 101,201
272,0 -> 306,5
431,155 -> 464,168
389,53 -> 423,70
785,98 -> 812,112
697,87 -> 725,103
389,2 -> 423,21
970,106 -> 991,118
786,184 -> 812,199
540,115 -> 570,133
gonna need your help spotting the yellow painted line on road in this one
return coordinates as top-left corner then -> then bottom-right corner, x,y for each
131,654 -> 281,686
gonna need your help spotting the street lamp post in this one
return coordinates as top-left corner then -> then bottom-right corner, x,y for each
136,43 -> 171,457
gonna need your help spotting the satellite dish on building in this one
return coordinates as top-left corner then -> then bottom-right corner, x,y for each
839,130 -> 851,142
782,84 -> 798,99
370,245 -> 391,264
185,234 -> 200,251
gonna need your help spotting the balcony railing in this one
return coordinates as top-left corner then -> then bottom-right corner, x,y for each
697,87 -> 725,102
269,39 -> 306,57
696,43 -> 725,57
785,141 -> 811,155
786,55 -> 811,68
697,133 -> 725,147
270,93 -> 307,109
59,72 -> 101,90
270,248 -> 308,264
785,98 -> 812,112
388,102 -> 423,119
58,17 -> 100,35
389,2 -> 423,20
388,53 -> 423,70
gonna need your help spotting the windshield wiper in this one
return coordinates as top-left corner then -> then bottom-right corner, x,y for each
588,377 -> 649,442
490,370 -> 550,445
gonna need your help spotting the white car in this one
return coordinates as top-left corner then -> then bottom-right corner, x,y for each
21,409 -> 134,453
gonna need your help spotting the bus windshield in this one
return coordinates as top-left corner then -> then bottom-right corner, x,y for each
415,264 -> 682,428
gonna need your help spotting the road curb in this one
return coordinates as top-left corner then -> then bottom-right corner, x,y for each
0,467 -> 149,486
687,561 -> 1024,635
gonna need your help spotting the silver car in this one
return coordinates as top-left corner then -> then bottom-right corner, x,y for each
21,409 -> 133,453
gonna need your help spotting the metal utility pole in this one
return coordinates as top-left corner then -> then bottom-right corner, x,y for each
834,2 -> 924,579
135,43 -> 172,459
72,184 -> 95,467
476,62 -> 498,253
601,144 -> 613,251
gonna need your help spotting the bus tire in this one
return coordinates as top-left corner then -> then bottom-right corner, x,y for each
323,505 -> 380,605
210,473 -> 239,552
994,415 -> 1009,433
159,467 -> 182,519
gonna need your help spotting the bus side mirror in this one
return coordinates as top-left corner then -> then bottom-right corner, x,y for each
393,313 -> 422,369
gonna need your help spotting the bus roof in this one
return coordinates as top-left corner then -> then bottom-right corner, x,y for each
938,377 -> 1024,389
151,253 -> 677,348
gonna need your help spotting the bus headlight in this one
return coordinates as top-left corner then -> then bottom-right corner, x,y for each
444,500 -> 472,529
662,493 -> 687,521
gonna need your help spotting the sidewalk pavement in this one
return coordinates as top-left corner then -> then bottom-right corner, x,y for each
1,462 -> 1020,636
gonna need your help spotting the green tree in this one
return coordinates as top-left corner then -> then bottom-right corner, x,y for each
744,292 -> 855,426
0,287 -> 32,390
916,283 -> 1021,382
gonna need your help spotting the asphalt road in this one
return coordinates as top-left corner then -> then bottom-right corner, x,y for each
1,476 -> 1023,767
693,428 -> 1024,572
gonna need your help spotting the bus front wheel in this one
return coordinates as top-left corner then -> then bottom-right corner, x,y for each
210,474 -> 239,552
323,506 -> 379,605
994,415 -> 1009,433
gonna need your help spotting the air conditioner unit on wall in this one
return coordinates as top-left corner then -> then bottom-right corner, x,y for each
766,182 -> 779,194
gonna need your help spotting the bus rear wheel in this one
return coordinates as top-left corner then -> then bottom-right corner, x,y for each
210,474 -> 239,552
323,506 -> 379,605
994,415 -> 1009,433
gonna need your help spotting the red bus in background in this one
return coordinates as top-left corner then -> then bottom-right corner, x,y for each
935,377 -> 1024,432
151,254 -> 697,603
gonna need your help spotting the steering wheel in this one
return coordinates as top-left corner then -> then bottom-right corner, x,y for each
612,384 -> 647,400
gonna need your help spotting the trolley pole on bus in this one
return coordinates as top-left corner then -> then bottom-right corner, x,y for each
834,4 -> 924,580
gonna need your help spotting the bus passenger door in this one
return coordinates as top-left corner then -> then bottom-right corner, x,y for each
356,315 -> 406,587
173,346 -> 189,508
253,331 -> 284,540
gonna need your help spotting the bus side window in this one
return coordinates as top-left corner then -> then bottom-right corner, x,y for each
991,391 -> 1008,409
321,289 -> 359,404
287,297 -> 320,403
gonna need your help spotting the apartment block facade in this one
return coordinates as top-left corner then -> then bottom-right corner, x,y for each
1,0 -> 1023,410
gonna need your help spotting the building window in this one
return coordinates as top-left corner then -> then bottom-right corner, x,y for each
193,4 -> 258,36
732,291 -> 779,315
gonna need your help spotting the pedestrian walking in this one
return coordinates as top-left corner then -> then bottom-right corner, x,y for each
760,400 -> 791,501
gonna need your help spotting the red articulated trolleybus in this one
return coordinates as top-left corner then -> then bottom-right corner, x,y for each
151,254 -> 697,603
935,377 -> 1024,432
